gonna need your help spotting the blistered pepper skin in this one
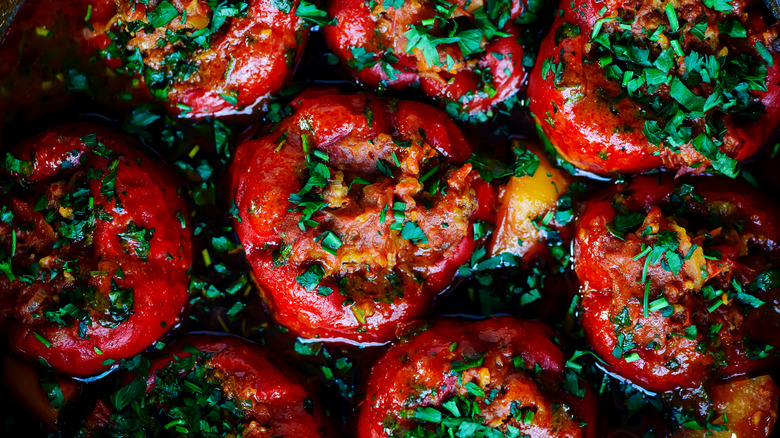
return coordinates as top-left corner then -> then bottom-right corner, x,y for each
575,176 -> 780,392
231,89 -> 490,344
0,123 -> 192,377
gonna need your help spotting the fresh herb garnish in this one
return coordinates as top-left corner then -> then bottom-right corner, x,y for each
289,148 -> 330,230
117,221 -> 155,261
584,3 -> 770,177
100,1 -> 250,101
401,221 -> 428,245
296,263 -> 325,292
96,348 -> 250,436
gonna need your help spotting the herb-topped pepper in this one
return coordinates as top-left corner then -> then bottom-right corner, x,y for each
80,333 -> 333,437
358,316 -> 599,437
0,123 -> 192,377
84,0 -> 311,118
230,89 -> 494,343
575,176 -> 780,392
528,0 -> 780,176
324,0 -> 541,122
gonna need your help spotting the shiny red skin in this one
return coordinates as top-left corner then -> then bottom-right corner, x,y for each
575,176 -> 780,393
231,90 -> 486,344
324,0 -> 529,115
0,123 -> 192,376
84,0 -> 308,119
85,333 -> 332,436
527,0 -> 780,175
358,317 -> 600,438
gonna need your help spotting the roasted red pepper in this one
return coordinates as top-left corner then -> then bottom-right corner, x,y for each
0,123 -> 192,377
230,89 -> 489,343
575,176 -> 780,392
358,316 -> 600,438
324,0 -> 539,118
81,333 -> 333,437
84,0 -> 309,118
528,0 -> 780,176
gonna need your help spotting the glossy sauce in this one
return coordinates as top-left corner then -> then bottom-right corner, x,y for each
0,0 -> 780,437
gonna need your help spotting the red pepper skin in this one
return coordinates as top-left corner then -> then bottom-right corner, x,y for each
83,333 -> 333,437
527,0 -> 780,175
323,0 -> 531,116
358,316 -> 600,438
575,176 -> 780,393
0,123 -> 192,377
230,89 -> 493,344
84,0 -> 308,119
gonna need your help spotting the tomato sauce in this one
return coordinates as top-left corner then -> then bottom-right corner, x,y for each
1,0 -> 780,437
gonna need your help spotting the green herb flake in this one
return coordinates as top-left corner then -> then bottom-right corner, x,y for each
147,1 -> 180,28
296,263 -> 325,292
319,231 -> 343,256
39,375 -> 65,410
401,221 -> 428,245
415,406 -> 442,422
665,3 -> 679,32
117,221 -> 155,261
34,332 -> 52,348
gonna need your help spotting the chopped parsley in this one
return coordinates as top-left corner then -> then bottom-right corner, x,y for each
375,159 -> 394,177
467,144 -> 540,183
606,212 -> 645,240
3,153 -> 33,177
117,221 -> 155,261
296,263 -> 326,292
147,1 -> 179,28
88,347 -> 251,436
289,147 -> 330,230
296,0 -> 329,26
401,221 -> 428,245
319,231 -> 343,256
99,1 -> 250,101
583,3 -> 771,177
39,373 -> 65,410
610,306 -> 638,361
